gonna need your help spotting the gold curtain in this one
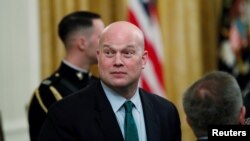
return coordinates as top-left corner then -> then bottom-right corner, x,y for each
39,0 -> 127,77
159,0 -> 222,140
39,0 -> 222,140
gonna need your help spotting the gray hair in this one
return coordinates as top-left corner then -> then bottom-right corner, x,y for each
183,71 -> 243,137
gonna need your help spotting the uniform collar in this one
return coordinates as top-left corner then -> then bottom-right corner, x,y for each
62,59 -> 88,73
58,61 -> 90,81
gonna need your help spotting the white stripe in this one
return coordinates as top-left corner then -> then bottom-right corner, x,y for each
141,60 -> 166,98
129,0 -> 166,97
128,0 -> 164,61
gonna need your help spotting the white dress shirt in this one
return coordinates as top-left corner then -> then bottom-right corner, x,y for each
101,81 -> 147,141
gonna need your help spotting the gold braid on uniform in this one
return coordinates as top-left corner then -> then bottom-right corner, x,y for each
49,86 -> 63,101
35,89 -> 48,113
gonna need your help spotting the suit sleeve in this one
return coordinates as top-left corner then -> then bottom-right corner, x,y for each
28,88 -> 48,141
28,83 -> 62,141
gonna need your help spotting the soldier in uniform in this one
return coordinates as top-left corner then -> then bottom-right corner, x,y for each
27,11 -> 105,141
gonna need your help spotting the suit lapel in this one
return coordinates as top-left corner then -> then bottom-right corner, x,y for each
92,82 -> 161,141
140,89 -> 161,141
94,82 -> 124,141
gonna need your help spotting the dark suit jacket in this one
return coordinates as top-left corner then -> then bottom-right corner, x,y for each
244,91 -> 250,119
38,81 -> 181,141
197,139 -> 207,141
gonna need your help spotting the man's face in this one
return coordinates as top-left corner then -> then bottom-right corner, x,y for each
97,28 -> 147,89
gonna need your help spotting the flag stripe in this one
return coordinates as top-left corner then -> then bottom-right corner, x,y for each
142,60 -> 166,97
128,0 -> 166,97
128,0 -> 164,60
128,9 -> 164,88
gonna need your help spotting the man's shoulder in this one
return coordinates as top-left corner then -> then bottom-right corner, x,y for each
47,84 -> 98,119
39,72 -> 61,88
28,72 -> 63,113
139,88 -> 177,109
139,88 -> 168,101
37,71 -> 72,97
52,81 -> 100,106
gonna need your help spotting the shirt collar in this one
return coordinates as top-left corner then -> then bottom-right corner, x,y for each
62,59 -> 88,73
101,81 -> 141,113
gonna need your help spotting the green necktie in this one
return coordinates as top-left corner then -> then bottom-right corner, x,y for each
124,101 -> 139,141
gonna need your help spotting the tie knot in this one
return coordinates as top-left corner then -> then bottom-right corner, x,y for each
124,101 -> 133,113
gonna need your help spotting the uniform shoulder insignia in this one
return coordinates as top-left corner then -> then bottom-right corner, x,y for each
41,73 -> 61,86
42,80 -> 52,85
76,72 -> 83,80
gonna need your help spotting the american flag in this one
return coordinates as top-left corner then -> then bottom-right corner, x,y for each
127,0 -> 166,98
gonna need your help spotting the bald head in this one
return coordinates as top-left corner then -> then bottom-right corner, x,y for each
99,21 -> 144,50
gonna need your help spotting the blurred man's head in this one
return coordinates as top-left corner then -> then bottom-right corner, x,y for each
183,71 -> 245,137
58,11 -> 105,68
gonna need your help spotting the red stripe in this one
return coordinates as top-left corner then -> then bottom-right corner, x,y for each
128,9 -> 165,88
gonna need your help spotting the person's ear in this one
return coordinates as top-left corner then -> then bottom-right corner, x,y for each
239,106 -> 246,125
78,37 -> 86,51
141,50 -> 148,69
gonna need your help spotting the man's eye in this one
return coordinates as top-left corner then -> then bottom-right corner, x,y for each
104,50 -> 115,57
123,51 -> 135,58
104,51 -> 110,54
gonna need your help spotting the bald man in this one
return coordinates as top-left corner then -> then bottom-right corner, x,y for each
38,21 -> 181,141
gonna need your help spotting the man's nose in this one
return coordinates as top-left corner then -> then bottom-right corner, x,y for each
114,53 -> 123,66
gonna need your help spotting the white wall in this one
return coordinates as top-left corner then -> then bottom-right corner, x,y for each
0,0 -> 40,141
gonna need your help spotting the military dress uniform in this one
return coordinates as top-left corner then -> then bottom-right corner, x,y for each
28,61 -> 98,141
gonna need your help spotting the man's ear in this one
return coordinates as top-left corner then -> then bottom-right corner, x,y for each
78,37 -> 86,51
141,50 -> 148,69
239,106 -> 246,125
